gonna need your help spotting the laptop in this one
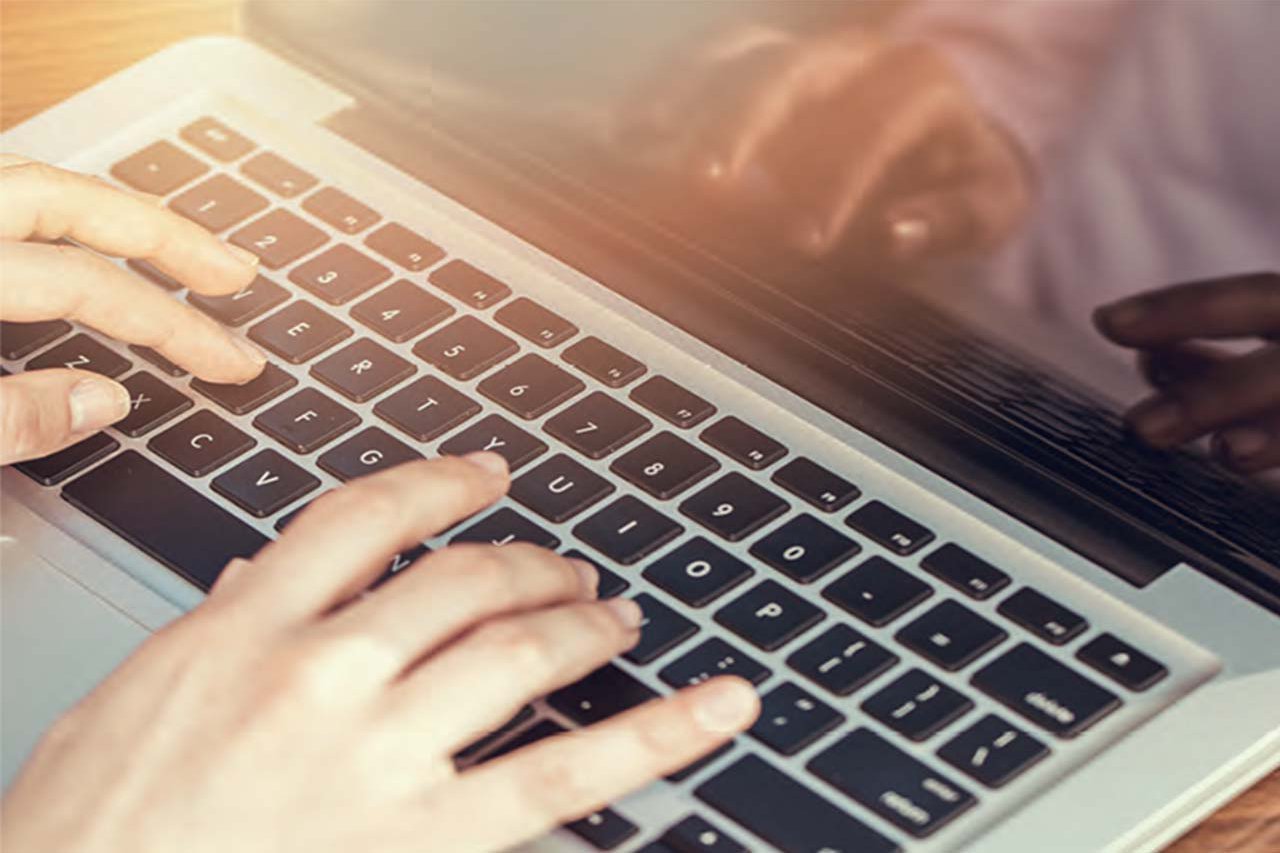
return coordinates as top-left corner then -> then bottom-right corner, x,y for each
2,2 -> 1277,851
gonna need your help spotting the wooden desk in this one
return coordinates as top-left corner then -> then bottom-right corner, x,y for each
1,1 -> 1276,849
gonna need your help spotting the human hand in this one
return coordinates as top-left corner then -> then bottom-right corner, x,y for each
0,454 -> 759,853
0,156 -> 267,466
1094,273 -> 1280,472
624,26 -> 1033,259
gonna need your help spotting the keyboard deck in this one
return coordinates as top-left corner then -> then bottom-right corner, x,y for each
1,110 -> 1205,852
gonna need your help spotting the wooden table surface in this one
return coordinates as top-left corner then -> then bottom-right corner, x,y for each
2,1 -> 1277,850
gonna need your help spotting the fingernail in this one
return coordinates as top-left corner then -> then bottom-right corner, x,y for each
692,678 -> 760,734
69,378 -> 130,433
889,215 -> 931,259
1100,299 -> 1145,329
704,158 -> 726,182
604,597 -> 644,630
1219,426 -> 1269,461
230,336 -> 268,367
224,243 -> 260,269
570,558 -> 599,597
461,450 -> 509,477
1128,398 -> 1182,445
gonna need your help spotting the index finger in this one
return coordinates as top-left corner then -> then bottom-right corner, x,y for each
0,159 -> 258,296
1094,272 -> 1280,347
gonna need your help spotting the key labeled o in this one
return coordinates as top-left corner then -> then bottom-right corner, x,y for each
783,545 -> 806,562
685,559 -> 712,578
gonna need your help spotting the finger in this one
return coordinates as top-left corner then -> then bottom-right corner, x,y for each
1124,344 -> 1280,448
0,370 -> 130,465
382,598 -> 642,748
1136,343 -> 1227,390
232,453 -> 510,623
0,242 -> 265,383
1094,272 -> 1280,347
321,543 -> 600,677
435,678 -> 759,850
1212,408 -> 1280,474
0,159 -> 258,294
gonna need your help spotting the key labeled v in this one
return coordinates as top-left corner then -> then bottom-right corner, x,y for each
256,471 -> 281,487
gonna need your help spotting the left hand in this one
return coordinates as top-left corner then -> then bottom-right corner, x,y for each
1094,272 -> 1280,472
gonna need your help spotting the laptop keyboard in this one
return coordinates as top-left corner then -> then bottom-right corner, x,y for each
3,115 -> 1185,852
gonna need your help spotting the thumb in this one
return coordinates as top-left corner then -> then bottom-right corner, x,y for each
0,370 -> 131,466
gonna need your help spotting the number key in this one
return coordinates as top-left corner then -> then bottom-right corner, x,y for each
680,472 -> 788,542
545,392 -> 651,459
611,432 -> 719,499
477,353 -> 584,419
413,316 -> 517,380
230,209 -> 328,269
749,514 -> 860,583
169,174 -> 269,232
289,244 -> 391,305
351,279 -> 453,342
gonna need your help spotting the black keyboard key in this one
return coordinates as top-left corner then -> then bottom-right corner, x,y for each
351,279 -> 453,342
862,668 -> 974,741
626,593 -> 699,664
229,209 -> 328,269
310,338 -> 414,403
115,372 -> 192,437
659,638 -> 770,688
374,376 -> 478,442
630,376 -> 715,428
770,457 -> 859,513
787,624 -> 898,697
27,334 -> 131,378
413,316 -> 517,380
749,514 -> 860,583
317,427 -> 424,481
700,417 -> 786,470
545,392 -> 651,459
715,580 -> 824,651
478,353 -> 584,419
572,496 -> 683,564
494,297 -> 576,347
896,600 -> 1008,671
111,141 -> 207,194
1,320 -> 71,359
289,244 -> 391,305
439,414 -> 547,471
566,808 -> 639,850
16,432 -> 118,486
509,453 -> 615,523
750,682 -> 844,756
455,705 -> 535,763
364,222 -> 444,271
374,544 -> 432,588
188,275 -> 289,327
453,507 -> 560,549
612,432 -> 719,499
973,642 -> 1120,737
548,663 -> 659,726
809,728 -> 976,838
480,718 -> 567,762
662,815 -> 747,853
562,336 -> 645,387
997,588 -> 1088,645
921,543 -> 1011,601
845,500 -> 935,556
680,473 -> 788,542
938,714 -> 1049,788
249,300 -> 353,363
643,537 -> 753,607
1076,633 -> 1168,691
302,186 -> 380,234
126,258 -> 183,291
211,449 -> 320,517
254,388 -> 359,453
169,174 -> 269,232
667,742 -> 736,785
429,259 -> 511,309
148,409 -> 255,476
563,549 -> 630,598
191,362 -> 297,415
63,451 -> 269,591
128,346 -> 186,378
179,117 -> 254,161
696,755 -> 899,853
240,151 -> 317,197
823,556 -> 933,626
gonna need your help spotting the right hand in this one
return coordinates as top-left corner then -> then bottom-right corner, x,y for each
0,453 -> 760,853
622,26 -> 1033,261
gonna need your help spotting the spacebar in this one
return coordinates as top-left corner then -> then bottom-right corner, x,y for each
62,450 -> 270,591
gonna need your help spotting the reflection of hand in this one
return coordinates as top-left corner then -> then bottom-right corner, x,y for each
2,455 -> 759,853
1095,273 -> 1280,472
0,157 -> 267,466
626,27 -> 1033,260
